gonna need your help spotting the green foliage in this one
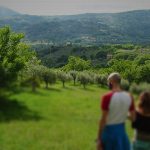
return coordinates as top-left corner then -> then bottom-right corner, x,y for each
95,74 -> 108,87
78,72 -> 91,89
69,70 -> 78,85
130,82 -> 150,94
35,44 -> 122,68
136,64 -> 150,83
1,26 -> 149,91
0,26 -> 33,89
57,71 -> 71,87
113,44 -> 135,50
1,8 -> 150,45
64,56 -> 91,71
107,52 -> 150,84
135,54 -> 150,65
23,57 -> 41,92
41,66 -> 56,89
86,72 -> 96,84
120,79 -> 130,91
114,51 -> 137,60
108,59 -> 132,74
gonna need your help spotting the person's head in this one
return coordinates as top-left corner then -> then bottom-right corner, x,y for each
138,91 -> 150,114
107,72 -> 121,89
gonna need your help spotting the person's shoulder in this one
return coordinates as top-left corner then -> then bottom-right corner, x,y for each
102,91 -> 114,100
101,91 -> 114,111
122,91 -> 133,98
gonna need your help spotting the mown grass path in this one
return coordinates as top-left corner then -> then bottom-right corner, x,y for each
0,83 -> 133,150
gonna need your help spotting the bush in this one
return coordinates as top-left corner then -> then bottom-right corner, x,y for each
41,67 -> 56,89
86,72 -> 96,84
0,27 -> 34,89
57,71 -> 71,87
95,74 -> 108,87
25,77 -> 41,88
130,82 -> 150,94
121,79 -> 130,91
22,58 -> 42,92
69,70 -> 78,85
78,72 -> 91,89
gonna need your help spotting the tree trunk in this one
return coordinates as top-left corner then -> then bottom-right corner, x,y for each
32,82 -> 36,92
83,84 -> 86,89
74,78 -> 76,86
63,81 -> 65,88
45,81 -> 48,89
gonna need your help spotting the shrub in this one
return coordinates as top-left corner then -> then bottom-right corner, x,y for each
0,27 -> 34,89
95,74 -> 108,87
86,72 -> 96,84
57,71 -> 71,87
41,67 -> 56,89
78,72 -> 91,89
69,70 -> 78,85
130,82 -> 150,94
120,79 -> 130,91
23,58 -> 42,92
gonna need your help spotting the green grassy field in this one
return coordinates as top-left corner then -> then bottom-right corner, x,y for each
0,83 -> 133,150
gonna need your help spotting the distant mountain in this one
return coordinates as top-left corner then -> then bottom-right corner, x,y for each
0,6 -> 20,17
0,7 -> 150,44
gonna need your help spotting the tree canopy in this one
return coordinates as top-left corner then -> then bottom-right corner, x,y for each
0,26 -> 34,89
63,56 -> 91,71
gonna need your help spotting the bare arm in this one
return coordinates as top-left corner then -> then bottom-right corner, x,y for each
97,110 -> 108,140
96,111 -> 108,150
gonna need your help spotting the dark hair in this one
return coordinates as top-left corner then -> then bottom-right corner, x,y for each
138,91 -> 150,114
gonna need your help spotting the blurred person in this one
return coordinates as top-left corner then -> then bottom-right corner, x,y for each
96,72 -> 135,150
132,91 -> 150,150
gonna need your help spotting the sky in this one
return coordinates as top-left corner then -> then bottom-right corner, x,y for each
0,0 -> 150,16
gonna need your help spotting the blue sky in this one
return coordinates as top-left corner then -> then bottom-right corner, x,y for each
0,0 -> 150,15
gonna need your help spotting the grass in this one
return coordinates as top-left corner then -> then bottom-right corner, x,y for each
0,83 -> 133,150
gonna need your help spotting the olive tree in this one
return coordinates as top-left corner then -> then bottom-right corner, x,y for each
24,57 -> 41,92
95,74 -> 107,87
57,71 -> 71,87
70,70 -> 78,86
78,72 -> 91,89
41,66 -> 56,89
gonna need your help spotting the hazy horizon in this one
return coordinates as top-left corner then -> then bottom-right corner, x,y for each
0,0 -> 150,16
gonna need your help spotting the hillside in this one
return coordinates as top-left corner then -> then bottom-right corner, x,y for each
0,84 -> 133,150
0,7 -> 150,44
0,6 -> 20,17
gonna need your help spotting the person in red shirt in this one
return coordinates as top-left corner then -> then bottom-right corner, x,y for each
96,72 -> 135,150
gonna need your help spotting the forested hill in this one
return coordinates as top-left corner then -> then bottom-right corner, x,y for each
0,6 -> 20,17
0,6 -> 150,44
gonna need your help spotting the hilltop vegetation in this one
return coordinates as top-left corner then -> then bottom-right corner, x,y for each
34,43 -> 150,68
0,26 -> 149,96
0,7 -> 150,44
